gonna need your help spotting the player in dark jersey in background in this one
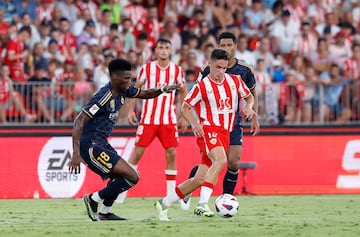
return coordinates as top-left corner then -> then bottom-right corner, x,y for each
69,58 -> 180,221
182,32 -> 260,213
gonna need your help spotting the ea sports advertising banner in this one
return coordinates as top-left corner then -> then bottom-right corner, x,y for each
0,134 -> 360,198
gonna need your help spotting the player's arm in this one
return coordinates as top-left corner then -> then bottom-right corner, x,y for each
177,83 -> 189,132
69,112 -> 91,174
136,84 -> 181,98
127,80 -> 143,126
249,85 -> 260,135
242,93 -> 256,121
181,102 -> 204,137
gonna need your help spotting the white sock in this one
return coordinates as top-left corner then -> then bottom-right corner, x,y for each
198,186 -> 213,205
165,169 -> 177,196
162,190 -> 181,208
91,192 -> 102,202
100,205 -> 111,214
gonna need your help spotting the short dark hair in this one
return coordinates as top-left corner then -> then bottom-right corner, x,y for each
19,25 -> 31,35
218,32 -> 236,44
210,48 -> 229,61
108,58 -> 132,75
156,38 -> 172,46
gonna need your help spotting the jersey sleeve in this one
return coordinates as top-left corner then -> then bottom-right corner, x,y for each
184,83 -> 201,107
137,64 -> 147,84
236,75 -> 251,98
125,86 -> 140,98
244,67 -> 256,90
82,90 -> 111,119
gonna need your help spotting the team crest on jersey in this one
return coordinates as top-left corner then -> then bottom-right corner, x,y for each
120,96 -> 125,104
89,104 -> 100,115
110,99 -> 115,111
210,138 -> 217,145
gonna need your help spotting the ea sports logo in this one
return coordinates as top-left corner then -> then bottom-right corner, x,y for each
38,137 -> 86,198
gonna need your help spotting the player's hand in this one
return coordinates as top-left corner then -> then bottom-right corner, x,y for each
191,123 -> 204,137
250,116 -> 260,136
161,84 -> 181,93
242,107 -> 257,121
69,152 -> 85,174
127,110 -> 138,126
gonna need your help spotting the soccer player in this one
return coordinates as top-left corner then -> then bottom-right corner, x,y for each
180,31 -> 260,212
117,38 -> 188,203
68,58 -> 180,221
154,48 -> 256,221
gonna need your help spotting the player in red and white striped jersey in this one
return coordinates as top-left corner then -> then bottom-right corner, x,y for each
154,49 -> 256,221
116,38 -> 188,204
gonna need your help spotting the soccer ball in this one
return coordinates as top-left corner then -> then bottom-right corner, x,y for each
214,194 -> 239,218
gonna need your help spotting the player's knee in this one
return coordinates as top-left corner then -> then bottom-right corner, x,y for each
165,148 -> 176,159
129,172 -> 140,185
227,159 -> 240,171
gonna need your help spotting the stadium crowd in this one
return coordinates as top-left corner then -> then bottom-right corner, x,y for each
0,0 -> 359,124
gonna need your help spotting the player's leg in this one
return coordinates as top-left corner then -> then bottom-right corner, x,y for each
195,147 -> 227,217
155,164 -> 209,221
83,145 -> 138,221
159,125 -> 179,196
116,124 -> 156,203
223,125 -> 243,194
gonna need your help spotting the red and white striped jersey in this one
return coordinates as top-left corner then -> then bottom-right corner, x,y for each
137,61 -> 185,125
184,73 -> 251,131
343,57 -> 360,80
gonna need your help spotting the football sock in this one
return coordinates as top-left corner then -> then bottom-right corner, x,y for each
223,168 -> 239,194
165,169 -> 177,196
99,177 -> 135,206
162,186 -> 182,208
100,205 -> 111,214
91,192 -> 102,202
198,182 -> 214,204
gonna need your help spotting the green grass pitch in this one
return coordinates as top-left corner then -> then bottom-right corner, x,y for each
1,195 -> 359,237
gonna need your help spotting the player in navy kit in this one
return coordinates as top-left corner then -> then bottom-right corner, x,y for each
181,32 -> 260,213
68,58 -> 180,221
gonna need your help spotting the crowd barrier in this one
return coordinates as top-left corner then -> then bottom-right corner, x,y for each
2,80 -> 360,125
0,126 -> 359,199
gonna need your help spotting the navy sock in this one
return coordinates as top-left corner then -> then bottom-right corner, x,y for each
223,169 -> 239,194
188,165 -> 199,178
99,177 -> 135,206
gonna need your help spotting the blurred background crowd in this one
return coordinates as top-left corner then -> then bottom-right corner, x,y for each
0,0 -> 359,125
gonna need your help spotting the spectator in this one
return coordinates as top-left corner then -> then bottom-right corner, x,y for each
293,21 -> 318,59
314,63 -> 352,123
17,12 -> 41,49
0,0 -> 17,24
242,0 -> 267,37
71,7 -> 92,37
123,0 -> 147,37
0,9 -> 9,41
144,4 -> 162,48
76,19 -> 97,49
56,0 -> 78,24
160,19 -> 182,54
35,0 -> 54,25
253,37 -> 275,69
99,0 -> 121,24
0,64 -> 36,123
269,9 -> 299,55
3,26 -> 31,82
93,48 -> 115,91
329,31 -> 352,67
135,32 -> 153,64
26,62 -> 52,122
119,18 -> 136,54
43,38 -> 66,63
235,33 -> 256,67
96,9 -> 111,46
308,37 -> 334,75
38,19 -> 51,48
254,58 -> 272,120
15,0 -> 37,24
48,5 -> 62,31
302,66 -> 320,123
78,38 -> 101,82
307,0 -> 326,26
315,12 -> 340,38
58,17 -> 76,60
